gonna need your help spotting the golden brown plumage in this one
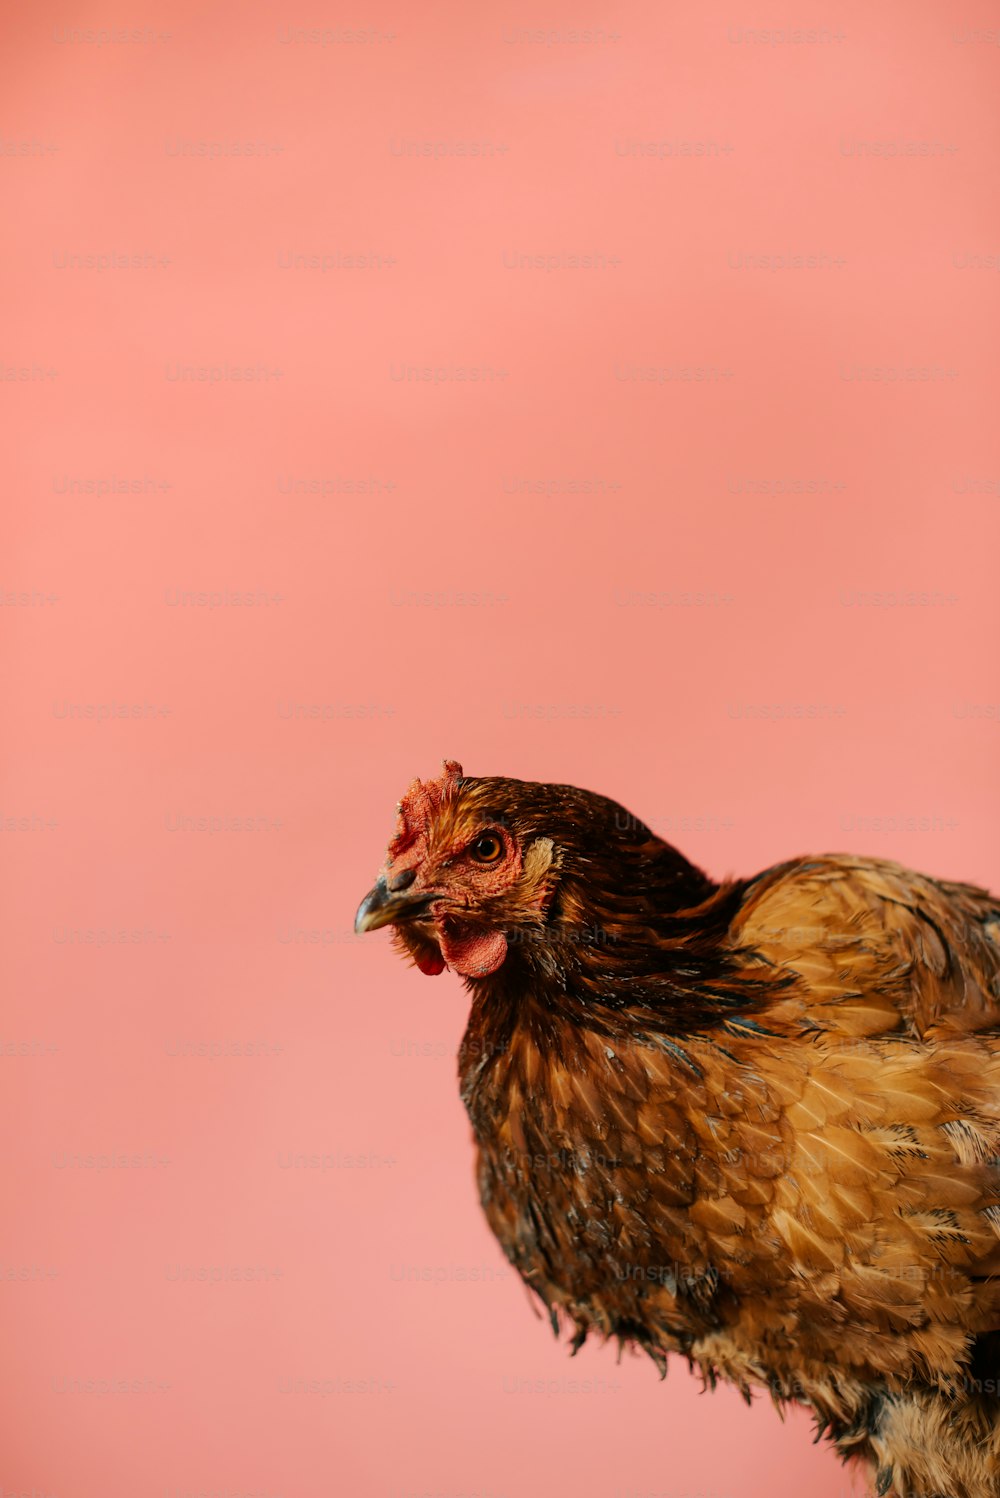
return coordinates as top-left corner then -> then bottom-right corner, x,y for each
355,762 -> 1000,1498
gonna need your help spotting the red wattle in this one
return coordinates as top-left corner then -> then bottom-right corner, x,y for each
439,926 -> 508,977
414,947 -> 446,976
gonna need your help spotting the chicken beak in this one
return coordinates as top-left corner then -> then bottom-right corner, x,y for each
354,877 -> 435,934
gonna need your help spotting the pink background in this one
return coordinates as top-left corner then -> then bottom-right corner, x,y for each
3,2 -> 999,1494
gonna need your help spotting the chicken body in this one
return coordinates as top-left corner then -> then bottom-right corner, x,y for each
356,764 -> 1000,1498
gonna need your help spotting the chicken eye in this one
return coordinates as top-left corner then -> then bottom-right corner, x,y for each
469,832 -> 504,864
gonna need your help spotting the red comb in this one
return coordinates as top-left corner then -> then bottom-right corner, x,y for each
388,759 -> 464,856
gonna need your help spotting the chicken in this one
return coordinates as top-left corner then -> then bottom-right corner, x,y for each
354,761 -> 1000,1498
